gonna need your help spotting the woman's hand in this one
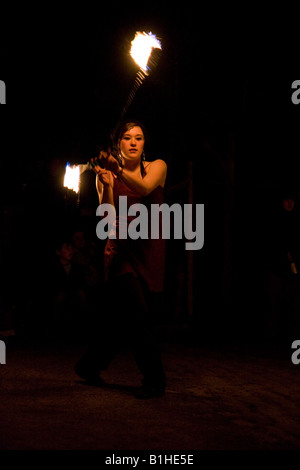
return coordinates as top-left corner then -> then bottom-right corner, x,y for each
104,154 -> 121,174
95,167 -> 114,204
96,168 -> 114,187
92,150 -> 122,175
98,151 -> 121,173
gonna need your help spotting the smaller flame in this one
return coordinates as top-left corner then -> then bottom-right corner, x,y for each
64,162 -> 80,193
130,31 -> 162,75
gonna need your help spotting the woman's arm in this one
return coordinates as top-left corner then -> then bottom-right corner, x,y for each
97,153 -> 167,196
118,159 -> 167,196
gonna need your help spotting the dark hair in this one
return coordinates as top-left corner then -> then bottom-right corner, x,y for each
117,119 -> 147,140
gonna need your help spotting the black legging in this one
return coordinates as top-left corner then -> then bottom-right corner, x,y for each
77,273 -> 166,389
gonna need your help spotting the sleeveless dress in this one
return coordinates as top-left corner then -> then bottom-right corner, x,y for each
103,177 -> 166,292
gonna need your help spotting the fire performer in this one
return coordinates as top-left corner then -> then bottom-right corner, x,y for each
75,119 -> 167,399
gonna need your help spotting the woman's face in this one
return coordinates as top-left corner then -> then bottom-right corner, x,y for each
120,126 -> 145,160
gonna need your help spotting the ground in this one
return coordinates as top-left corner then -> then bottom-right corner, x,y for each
1,329 -> 299,456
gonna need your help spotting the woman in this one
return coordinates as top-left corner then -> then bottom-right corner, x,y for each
75,120 -> 167,399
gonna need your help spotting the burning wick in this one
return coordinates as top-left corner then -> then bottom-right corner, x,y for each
64,162 -> 80,193
114,31 -> 162,127
130,31 -> 162,75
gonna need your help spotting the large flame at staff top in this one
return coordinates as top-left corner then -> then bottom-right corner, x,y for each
64,162 -> 80,193
130,32 -> 162,75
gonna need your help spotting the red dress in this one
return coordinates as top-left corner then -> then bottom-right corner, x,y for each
104,178 -> 166,292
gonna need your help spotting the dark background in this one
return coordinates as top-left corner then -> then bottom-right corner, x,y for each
1,2 -> 300,341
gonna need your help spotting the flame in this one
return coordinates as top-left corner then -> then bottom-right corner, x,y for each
64,162 -> 80,193
130,31 -> 162,75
